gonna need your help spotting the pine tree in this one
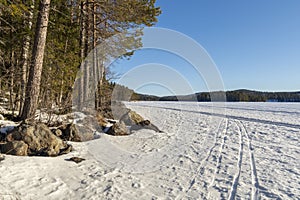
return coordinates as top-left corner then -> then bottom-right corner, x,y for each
21,0 -> 51,120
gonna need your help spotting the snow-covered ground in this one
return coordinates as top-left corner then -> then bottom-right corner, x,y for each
0,102 -> 299,199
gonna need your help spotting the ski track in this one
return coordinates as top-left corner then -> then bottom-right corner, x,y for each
125,102 -> 299,200
240,121 -> 260,200
227,120 -> 244,200
175,118 -> 226,200
208,119 -> 228,189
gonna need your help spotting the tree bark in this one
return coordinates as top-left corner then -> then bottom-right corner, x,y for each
83,0 -> 90,110
77,1 -> 87,110
9,49 -> 15,113
21,0 -> 51,120
92,0 -> 98,109
19,0 -> 35,117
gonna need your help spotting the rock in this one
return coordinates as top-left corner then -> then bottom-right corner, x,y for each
6,122 -> 72,156
97,102 -> 162,136
0,141 -> 28,156
130,120 -> 163,133
66,156 -> 85,163
58,124 -> 82,142
96,113 -> 109,127
131,182 -> 141,188
120,110 -> 145,126
106,121 -> 129,136
6,130 -> 22,142
59,144 -> 73,155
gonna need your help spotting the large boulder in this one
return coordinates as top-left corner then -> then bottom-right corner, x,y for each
0,141 -> 28,156
6,122 -> 71,156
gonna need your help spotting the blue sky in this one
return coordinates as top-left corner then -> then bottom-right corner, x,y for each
112,0 -> 300,96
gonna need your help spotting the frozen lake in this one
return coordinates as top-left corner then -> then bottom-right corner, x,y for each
0,102 -> 299,199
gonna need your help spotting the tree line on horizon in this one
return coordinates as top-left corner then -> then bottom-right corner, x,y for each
133,89 -> 300,102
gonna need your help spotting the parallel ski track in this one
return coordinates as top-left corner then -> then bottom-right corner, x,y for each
239,121 -> 260,200
227,120 -> 244,200
176,118 -> 226,199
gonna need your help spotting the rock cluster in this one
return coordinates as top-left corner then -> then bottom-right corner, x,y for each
100,102 -> 163,136
0,122 -> 72,156
0,102 -> 162,157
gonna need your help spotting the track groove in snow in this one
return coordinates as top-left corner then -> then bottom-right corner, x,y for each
227,120 -> 244,200
208,118 -> 228,188
240,121 -> 260,200
177,118 -> 226,199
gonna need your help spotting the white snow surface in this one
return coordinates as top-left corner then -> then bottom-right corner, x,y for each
0,102 -> 299,199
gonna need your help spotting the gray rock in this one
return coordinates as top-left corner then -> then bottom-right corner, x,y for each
0,141 -> 28,156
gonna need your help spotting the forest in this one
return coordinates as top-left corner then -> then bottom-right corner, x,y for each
0,0 -> 161,121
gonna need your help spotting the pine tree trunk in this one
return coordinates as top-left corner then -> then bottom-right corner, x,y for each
83,0 -> 90,110
92,0 -> 98,110
78,1 -> 87,110
9,49 -> 15,113
21,0 -> 51,120
19,0 -> 35,117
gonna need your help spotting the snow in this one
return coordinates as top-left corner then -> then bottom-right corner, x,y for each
0,120 -> 18,134
0,102 -> 299,199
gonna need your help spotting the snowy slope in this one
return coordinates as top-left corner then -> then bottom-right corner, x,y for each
0,102 -> 299,199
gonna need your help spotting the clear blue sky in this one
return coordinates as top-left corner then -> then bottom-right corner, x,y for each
112,0 -> 300,96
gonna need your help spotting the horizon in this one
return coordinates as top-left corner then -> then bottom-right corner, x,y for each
134,88 -> 300,98
112,0 -> 300,97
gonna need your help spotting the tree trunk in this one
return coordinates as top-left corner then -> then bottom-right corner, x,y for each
21,0 -> 51,120
78,1 -> 87,110
83,0 -> 90,110
92,0 -> 98,109
9,49 -> 15,113
19,0 -> 35,118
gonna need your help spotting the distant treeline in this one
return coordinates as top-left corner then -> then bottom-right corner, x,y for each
131,89 -> 300,102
